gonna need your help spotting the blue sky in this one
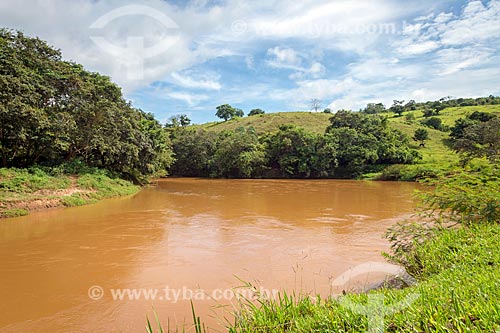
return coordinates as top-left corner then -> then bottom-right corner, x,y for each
1,0 -> 499,124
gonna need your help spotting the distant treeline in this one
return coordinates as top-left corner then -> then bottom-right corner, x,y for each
361,96 -> 500,115
169,111 -> 418,178
0,29 -> 173,182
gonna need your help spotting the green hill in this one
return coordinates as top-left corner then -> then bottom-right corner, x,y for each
195,111 -> 332,134
189,105 -> 500,175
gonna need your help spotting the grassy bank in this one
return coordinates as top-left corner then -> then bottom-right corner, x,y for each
0,166 -> 139,218
227,223 -> 500,332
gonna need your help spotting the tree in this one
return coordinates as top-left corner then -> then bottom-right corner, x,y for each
234,108 -> 244,118
215,104 -> 237,121
179,114 -> 191,126
0,29 -> 173,181
450,112 -> 496,140
454,117 -> 500,164
264,125 -> 337,178
309,98 -> 322,112
326,111 -> 417,176
170,129 -> 217,177
413,129 -> 429,147
248,108 -> 265,116
213,127 -> 266,178
362,103 -> 385,114
166,114 -> 191,128
323,108 -> 332,114
404,100 -> 417,111
423,108 -> 435,118
431,101 -> 446,115
468,111 -> 495,122
422,117 -> 444,131
390,100 -> 405,117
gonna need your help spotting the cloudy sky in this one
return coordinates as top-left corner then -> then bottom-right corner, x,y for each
1,0 -> 499,123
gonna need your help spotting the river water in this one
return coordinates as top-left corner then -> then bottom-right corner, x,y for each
0,179 -> 419,332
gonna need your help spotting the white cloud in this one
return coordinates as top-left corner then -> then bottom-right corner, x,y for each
348,57 -> 421,80
434,12 -> 454,23
267,47 -> 326,80
397,40 -> 440,56
266,46 -> 302,69
396,0 -> 500,55
170,71 -> 221,90
167,92 -> 208,106
436,47 -> 494,75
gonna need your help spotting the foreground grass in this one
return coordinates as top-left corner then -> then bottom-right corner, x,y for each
229,224 -> 500,332
0,167 -> 139,218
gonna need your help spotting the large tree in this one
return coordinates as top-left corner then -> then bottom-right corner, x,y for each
0,29 -> 173,181
215,104 -> 239,121
390,100 -> 405,117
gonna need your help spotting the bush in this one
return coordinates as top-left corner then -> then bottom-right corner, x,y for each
421,166 -> 500,225
2,208 -> 29,218
0,167 -> 70,193
421,117 -> 447,131
378,164 -> 440,181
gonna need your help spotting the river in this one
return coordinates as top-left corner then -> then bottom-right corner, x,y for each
0,179 -> 419,332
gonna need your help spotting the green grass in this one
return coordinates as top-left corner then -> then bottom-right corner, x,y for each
76,172 -> 140,198
0,167 -> 140,218
194,112 -> 333,135
60,193 -> 98,207
228,224 -> 500,332
0,167 -> 71,193
2,208 -> 29,217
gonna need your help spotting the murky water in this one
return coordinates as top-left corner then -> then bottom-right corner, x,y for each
0,179 -> 419,332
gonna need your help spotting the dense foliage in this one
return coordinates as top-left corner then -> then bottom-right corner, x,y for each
360,95 -> 500,114
0,29 -> 173,182
170,111 -> 418,178
449,112 -> 499,164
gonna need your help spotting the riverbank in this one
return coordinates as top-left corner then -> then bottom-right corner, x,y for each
224,166 -> 500,332
228,224 -> 500,332
0,167 -> 139,218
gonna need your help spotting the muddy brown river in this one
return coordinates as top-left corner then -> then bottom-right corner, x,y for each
0,179 -> 419,332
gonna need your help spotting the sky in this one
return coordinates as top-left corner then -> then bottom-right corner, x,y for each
1,0 -> 499,124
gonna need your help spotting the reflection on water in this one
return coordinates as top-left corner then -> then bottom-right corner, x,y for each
0,179 -> 419,332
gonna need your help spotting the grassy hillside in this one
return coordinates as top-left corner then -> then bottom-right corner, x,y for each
388,104 -> 500,166
195,112 -> 332,135
190,105 -> 500,175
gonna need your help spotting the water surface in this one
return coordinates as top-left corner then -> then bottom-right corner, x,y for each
0,179 -> 419,332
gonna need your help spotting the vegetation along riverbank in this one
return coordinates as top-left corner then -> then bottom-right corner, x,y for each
0,29 -> 173,217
